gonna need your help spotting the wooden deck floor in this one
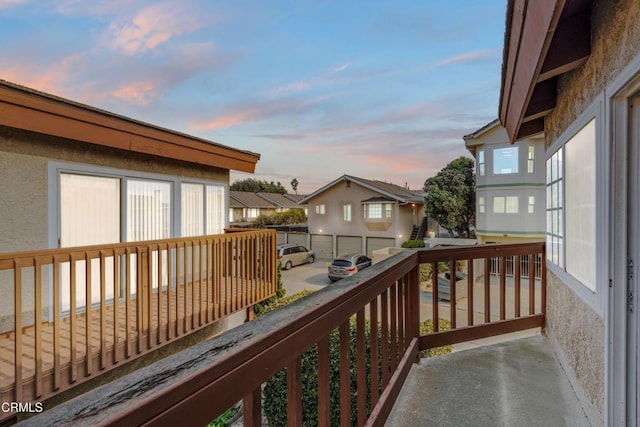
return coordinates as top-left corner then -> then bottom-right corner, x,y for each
0,278 -> 266,402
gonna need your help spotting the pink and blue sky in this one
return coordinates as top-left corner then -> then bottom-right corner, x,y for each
0,0 -> 506,194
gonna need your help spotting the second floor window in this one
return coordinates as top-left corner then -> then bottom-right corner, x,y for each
478,150 -> 485,176
364,203 -> 392,219
528,146 -> 535,174
493,147 -> 519,174
315,204 -> 326,215
478,196 -> 485,213
343,204 -> 352,221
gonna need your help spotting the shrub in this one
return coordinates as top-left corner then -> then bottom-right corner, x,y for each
262,319 -> 378,426
418,318 -> 452,357
253,262 -> 286,316
401,239 -> 426,248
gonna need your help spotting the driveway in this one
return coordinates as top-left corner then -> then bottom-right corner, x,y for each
280,260 -> 332,295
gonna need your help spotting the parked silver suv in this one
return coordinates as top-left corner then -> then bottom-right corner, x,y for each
327,253 -> 372,282
277,244 -> 315,270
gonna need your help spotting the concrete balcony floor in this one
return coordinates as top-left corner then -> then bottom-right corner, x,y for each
387,335 -> 590,427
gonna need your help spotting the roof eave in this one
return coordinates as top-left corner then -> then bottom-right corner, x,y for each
0,79 -> 260,173
499,0 -> 592,143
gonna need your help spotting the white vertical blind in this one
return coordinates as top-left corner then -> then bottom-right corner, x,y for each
206,185 -> 226,234
60,173 -> 120,311
127,179 -> 172,241
181,183 -> 204,237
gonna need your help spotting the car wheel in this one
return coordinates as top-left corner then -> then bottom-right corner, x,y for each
308,255 -> 315,264
284,261 -> 292,270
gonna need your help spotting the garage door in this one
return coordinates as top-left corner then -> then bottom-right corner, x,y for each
366,237 -> 396,257
288,232 -> 308,248
337,235 -> 363,256
311,234 -> 333,260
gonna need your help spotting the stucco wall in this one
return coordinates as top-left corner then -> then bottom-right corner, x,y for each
541,1 -> 640,423
546,271 -> 604,424
0,126 -> 230,331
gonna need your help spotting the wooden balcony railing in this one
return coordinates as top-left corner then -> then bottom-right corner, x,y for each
28,242 -> 546,426
0,229 -> 277,414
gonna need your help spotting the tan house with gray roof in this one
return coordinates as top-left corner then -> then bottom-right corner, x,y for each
300,175 -> 434,258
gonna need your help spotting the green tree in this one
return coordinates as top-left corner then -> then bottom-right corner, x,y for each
423,156 -> 475,237
230,178 -> 287,194
290,178 -> 299,194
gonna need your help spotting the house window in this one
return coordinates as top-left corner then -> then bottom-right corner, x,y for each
527,146 -> 535,174
385,204 -> 392,218
528,196 -> 535,214
493,147 -> 519,174
546,119 -> 596,291
343,204 -> 352,221
493,196 -> 518,214
366,204 -> 382,219
478,196 -> 485,213
246,208 -> 260,219
315,204 -> 326,215
478,150 -> 485,176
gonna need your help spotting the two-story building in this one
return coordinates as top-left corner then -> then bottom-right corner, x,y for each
300,175 -> 433,259
464,119 -> 546,245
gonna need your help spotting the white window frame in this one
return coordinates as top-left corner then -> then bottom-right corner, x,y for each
492,196 -> 518,214
527,146 -> 535,174
528,195 -> 535,214
544,97 -> 606,314
47,162 -> 228,247
478,196 -> 485,214
315,204 -> 326,215
478,150 -> 485,176
493,146 -> 519,175
343,204 -> 352,222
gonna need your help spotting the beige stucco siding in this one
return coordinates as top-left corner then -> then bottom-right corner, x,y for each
0,126 -> 229,254
546,271 -> 604,423
540,0 -> 640,422
306,180 -> 424,246
0,126 -> 230,332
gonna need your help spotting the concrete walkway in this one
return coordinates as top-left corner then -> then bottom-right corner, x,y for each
387,335 -> 590,427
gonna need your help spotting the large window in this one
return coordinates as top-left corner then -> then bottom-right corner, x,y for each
546,119 -> 596,291
493,196 -> 518,213
493,147 -> 519,174
364,203 -> 392,219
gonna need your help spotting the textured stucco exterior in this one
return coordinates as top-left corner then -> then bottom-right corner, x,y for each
540,0 -> 640,424
546,271 -> 604,424
0,126 -> 230,331
0,126 -> 229,254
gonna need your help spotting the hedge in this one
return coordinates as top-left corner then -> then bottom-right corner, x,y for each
260,291 -> 452,425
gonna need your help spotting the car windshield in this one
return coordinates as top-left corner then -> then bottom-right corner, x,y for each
331,260 -> 353,267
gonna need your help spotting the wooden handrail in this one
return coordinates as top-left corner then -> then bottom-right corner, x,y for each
15,241 -> 546,426
0,230 -> 277,417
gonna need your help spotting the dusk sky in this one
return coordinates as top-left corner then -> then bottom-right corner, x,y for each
0,0 -> 507,194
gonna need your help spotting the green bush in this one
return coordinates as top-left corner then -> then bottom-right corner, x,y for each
400,240 -> 426,248
418,318 -> 452,358
260,292 -> 453,425
254,208 -> 307,227
263,319 -> 378,426
253,262 -> 286,316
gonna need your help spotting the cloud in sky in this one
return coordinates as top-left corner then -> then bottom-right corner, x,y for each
105,1 -> 207,55
0,1 -> 508,194
0,0 -> 29,8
